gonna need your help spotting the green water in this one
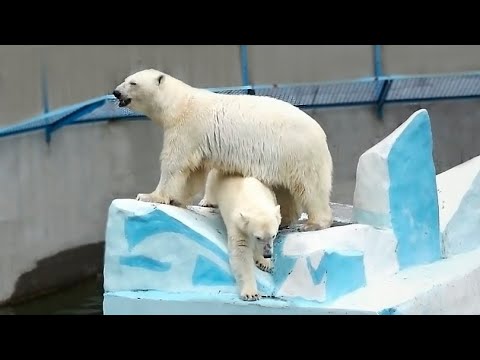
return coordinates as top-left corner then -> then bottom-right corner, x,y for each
0,277 -> 104,315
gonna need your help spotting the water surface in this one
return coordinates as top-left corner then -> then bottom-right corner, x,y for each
0,276 -> 103,315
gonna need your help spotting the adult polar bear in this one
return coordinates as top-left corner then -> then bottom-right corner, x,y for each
113,69 -> 333,231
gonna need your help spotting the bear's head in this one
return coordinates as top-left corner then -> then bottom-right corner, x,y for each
237,205 -> 282,256
112,68 -> 173,115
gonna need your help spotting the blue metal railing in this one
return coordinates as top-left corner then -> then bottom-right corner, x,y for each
1,45 -> 480,143
2,70 -> 480,143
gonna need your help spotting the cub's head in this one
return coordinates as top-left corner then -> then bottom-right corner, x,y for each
112,69 -> 168,114
238,205 -> 282,256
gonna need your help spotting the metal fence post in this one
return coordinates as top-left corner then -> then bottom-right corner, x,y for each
240,45 -> 250,86
373,45 -> 383,79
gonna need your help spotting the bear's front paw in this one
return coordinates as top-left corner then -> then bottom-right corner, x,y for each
136,192 -> 171,205
240,287 -> 260,302
198,198 -> 217,208
255,258 -> 273,273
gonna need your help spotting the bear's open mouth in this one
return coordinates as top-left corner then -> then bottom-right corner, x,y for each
118,98 -> 131,107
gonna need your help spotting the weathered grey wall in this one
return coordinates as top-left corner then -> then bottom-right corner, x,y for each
248,45 -> 373,83
383,45 -> 480,74
0,46 -> 45,126
1,45 -> 480,304
0,119 -> 164,304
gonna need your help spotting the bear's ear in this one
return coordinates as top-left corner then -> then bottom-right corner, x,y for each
158,75 -> 164,85
275,205 -> 282,224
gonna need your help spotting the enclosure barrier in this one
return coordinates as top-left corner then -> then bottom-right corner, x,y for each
1,70 -> 480,144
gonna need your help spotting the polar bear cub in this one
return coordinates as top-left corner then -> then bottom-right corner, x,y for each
202,169 -> 282,301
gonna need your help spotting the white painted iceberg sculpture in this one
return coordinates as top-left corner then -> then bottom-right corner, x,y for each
104,200 -> 275,297
272,223 -> 398,303
437,155 -> 480,257
103,199 -> 364,308
353,109 -> 441,269
103,108 -> 480,315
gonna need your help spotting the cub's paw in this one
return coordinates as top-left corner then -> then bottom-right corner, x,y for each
240,292 -> 260,302
255,258 -> 273,273
198,198 -> 217,208
240,284 -> 260,301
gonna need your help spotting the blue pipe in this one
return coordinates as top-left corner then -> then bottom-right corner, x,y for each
240,45 -> 250,86
373,45 -> 383,78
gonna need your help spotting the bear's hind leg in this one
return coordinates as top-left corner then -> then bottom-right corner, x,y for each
182,167 -> 210,206
273,186 -> 301,230
293,179 -> 333,232
198,168 -> 219,208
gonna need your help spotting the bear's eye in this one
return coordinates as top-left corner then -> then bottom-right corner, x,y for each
255,236 -> 262,241
130,82 -> 137,86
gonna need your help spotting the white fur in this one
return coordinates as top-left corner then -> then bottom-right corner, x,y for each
202,169 -> 281,301
113,69 -> 334,231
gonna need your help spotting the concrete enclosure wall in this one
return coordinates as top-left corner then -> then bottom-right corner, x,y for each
1,45 -> 480,304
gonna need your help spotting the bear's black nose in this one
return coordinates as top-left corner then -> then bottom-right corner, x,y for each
112,90 -> 121,99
